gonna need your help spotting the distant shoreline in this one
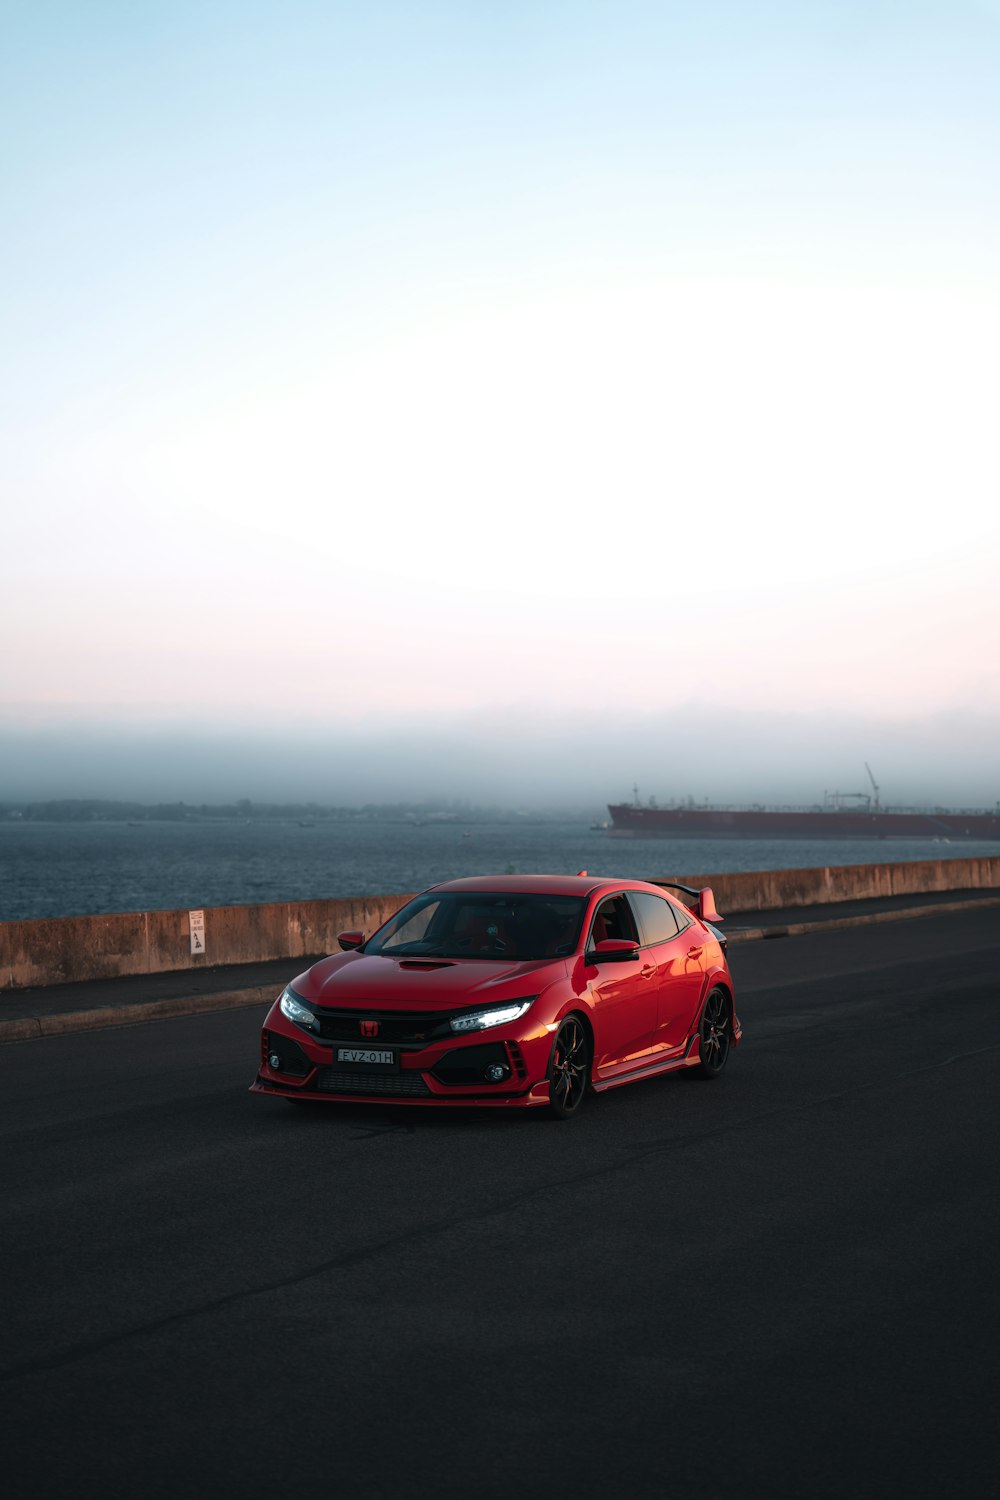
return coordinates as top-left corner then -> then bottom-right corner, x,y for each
0,798 -> 585,825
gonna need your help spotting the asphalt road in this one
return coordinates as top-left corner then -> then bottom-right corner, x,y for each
2,909 -> 998,1499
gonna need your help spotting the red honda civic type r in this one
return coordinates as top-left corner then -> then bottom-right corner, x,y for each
251,873 -> 741,1119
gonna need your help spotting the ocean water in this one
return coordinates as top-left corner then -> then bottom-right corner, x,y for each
1,818 -> 997,923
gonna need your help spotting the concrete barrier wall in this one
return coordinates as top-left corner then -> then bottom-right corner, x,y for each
671,855 -> 1000,916
1,894 -> 415,991
3,856 -> 998,992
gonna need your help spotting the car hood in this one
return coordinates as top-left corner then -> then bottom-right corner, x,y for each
292,950 -> 563,1008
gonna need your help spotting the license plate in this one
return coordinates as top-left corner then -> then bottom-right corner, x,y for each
334,1046 -> 398,1071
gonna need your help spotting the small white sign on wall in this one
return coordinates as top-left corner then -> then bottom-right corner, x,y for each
189,909 -> 205,956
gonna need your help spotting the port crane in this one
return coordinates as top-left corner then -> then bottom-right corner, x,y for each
865,762 -> 881,814
824,764 -> 881,813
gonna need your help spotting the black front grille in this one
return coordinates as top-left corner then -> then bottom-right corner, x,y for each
315,1067 -> 433,1098
314,1008 -> 453,1046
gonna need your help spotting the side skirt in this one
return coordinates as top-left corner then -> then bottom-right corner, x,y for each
591,1035 -> 698,1094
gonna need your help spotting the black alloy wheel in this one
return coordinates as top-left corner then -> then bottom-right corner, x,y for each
697,987 -> 731,1079
547,1016 -> 590,1119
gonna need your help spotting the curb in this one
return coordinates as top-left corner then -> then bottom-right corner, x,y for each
2,895 -> 998,1044
0,985 -> 275,1045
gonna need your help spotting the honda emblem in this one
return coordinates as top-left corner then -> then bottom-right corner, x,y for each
359,1020 -> 380,1039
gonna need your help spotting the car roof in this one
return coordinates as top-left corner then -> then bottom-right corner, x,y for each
426,874 -> 667,899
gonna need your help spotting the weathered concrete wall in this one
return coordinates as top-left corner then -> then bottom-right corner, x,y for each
670,856 -> 1000,915
1,894 -> 414,991
3,857 -> 998,992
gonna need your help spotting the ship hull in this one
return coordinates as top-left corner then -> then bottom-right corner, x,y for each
607,804 -> 1000,841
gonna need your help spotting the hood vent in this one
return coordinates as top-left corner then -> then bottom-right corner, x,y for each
398,960 -> 455,971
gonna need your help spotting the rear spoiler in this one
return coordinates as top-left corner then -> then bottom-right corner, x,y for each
653,881 -> 722,924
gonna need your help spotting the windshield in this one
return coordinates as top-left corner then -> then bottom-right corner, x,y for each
367,892 -> 586,961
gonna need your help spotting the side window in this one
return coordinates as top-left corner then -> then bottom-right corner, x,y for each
588,894 -> 640,948
628,891 -> 684,945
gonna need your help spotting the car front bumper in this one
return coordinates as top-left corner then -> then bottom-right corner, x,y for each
251,1005 -> 555,1108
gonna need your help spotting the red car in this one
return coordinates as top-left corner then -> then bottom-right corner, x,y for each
251,874 -> 741,1119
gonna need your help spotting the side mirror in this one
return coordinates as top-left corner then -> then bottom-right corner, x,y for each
587,938 -> 640,963
338,930 -> 365,951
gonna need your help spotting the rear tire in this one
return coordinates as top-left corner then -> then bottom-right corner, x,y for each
547,1016 -> 591,1119
696,987 -> 731,1079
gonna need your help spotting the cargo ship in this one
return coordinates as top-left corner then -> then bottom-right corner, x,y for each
607,772 -> 1000,841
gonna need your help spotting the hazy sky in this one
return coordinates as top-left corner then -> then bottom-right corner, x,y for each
3,1 -> 998,806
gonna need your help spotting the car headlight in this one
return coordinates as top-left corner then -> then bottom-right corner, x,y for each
279,986 -> 317,1032
449,999 -> 535,1033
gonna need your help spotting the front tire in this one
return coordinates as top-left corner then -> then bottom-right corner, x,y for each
696,987 -> 732,1079
547,1016 -> 591,1119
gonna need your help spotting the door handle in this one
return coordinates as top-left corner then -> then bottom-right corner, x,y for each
686,946 -> 703,958
640,964 -> 656,978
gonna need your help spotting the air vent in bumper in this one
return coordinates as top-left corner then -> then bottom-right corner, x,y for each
315,1068 -> 433,1098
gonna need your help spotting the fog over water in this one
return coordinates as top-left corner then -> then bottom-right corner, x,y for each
1,705 -> 998,810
